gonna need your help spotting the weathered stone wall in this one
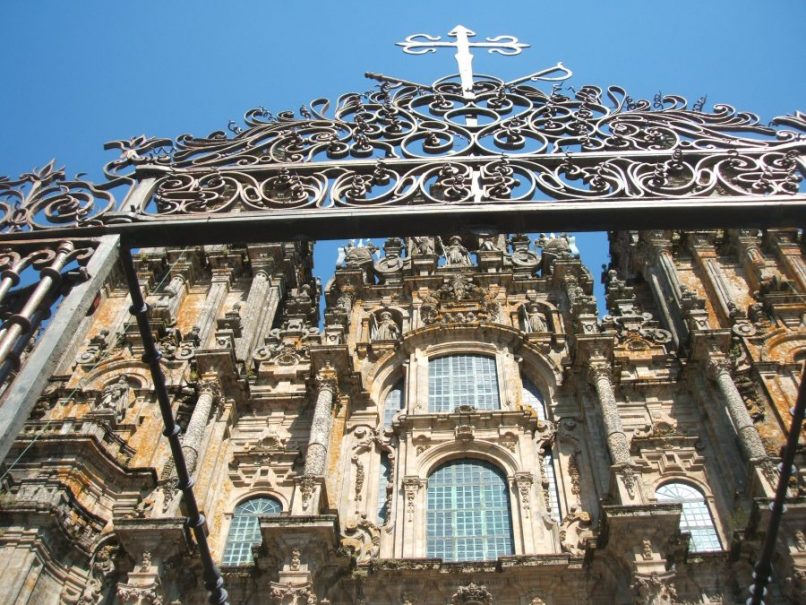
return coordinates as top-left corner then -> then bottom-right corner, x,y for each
0,231 -> 803,604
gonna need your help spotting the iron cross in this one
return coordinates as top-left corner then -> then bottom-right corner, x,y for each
397,25 -> 529,100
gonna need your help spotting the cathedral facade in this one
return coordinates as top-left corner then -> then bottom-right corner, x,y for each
0,226 -> 804,605
0,38 -> 804,604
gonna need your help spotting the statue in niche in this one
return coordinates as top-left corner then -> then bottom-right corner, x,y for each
98,376 -> 130,422
441,236 -> 471,266
374,311 -> 400,341
523,302 -> 547,333
410,236 -> 436,256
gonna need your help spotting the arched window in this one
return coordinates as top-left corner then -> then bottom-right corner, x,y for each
426,459 -> 514,561
655,483 -> 720,552
222,497 -> 282,565
377,452 -> 392,525
383,381 -> 404,428
428,355 -> 499,413
522,378 -> 548,420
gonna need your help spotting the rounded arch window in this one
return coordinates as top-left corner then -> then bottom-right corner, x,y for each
521,378 -> 548,420
426,459 -> 513,561
655,482 -> 720,552
428,354 -> 499,413
382,380 -> 404,428
222,496 -> 282,566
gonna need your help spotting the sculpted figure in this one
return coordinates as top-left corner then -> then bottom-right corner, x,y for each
374,311 -> 400,341
442,236 -> 471,266
410,236 -> 436,256
524,302 -> 547,333
99,376 -> 130,421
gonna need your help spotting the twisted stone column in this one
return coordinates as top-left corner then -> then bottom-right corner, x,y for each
588,364 -> 631,466
182,378 -> 221,477
303,373 -> 338,476
708,360 -> 767,460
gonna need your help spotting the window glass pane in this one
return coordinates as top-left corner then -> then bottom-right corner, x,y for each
656,483 -> 721,552
428,355 -> 500,412
426,459 -> 513,561
522,379 -> 547,420
377,452 -> 392,525
222,497 -> 282,566
383,381 -> 404,428
541,449 -> 562,523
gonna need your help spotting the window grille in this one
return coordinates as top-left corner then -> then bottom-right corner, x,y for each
522,379 -> 548,420
222,497 -> 282,566
428,355 -> 499,412
655,483 -> 721,552
383,381 -> 404,428
426,459 -> 514,561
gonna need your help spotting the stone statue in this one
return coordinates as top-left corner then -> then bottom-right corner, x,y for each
442,236 -> 471,266
341,239 -> 378,267
99,376 -> 130,421
374,311 -> 400,341
524,302 -> 547,333
410,236 -> 436,256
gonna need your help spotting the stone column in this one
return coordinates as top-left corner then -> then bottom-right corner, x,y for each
588,364 -> 631,466
708,360 -> 767,461
182,378 -> 221,477
303,372 -> 338,477
235,268 -> 271,361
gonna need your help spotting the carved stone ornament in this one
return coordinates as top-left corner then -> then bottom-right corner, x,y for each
340,518 -> 381,564
631,572 -> 677,605
451,581 -> 493,605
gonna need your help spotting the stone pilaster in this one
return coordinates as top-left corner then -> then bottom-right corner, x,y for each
708,359 -> 767,461
196,268 -> 232,349
235,268 -> 271,361
182,377 -> 221,477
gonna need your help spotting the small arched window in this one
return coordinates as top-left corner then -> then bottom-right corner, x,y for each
377,452 -> 392,525
383,381 -> 404,428
655,483 -> 720,552
426,459 -> 514,561
522,378 -> 548,420
222,497 -> 282,566
428,355 -> 499,412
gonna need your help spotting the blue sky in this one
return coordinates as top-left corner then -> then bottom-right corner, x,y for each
1,0 -> 803,313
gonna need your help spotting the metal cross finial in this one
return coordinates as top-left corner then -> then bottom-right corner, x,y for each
397,25 -> 529,99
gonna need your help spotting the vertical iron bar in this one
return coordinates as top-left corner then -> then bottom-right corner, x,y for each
119,244 -> 229,605
749,363 -> 806,605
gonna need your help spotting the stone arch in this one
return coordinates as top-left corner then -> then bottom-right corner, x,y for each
81,360 -> 151,393
417,439 -> 521,479
760,330 -> 806,364
230,489 -> 288,513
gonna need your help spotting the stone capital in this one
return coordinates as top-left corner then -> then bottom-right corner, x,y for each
587,362 -> 613,386
197,376 -> 222,400
314,370 -> 338,396
706,358 -> 731,381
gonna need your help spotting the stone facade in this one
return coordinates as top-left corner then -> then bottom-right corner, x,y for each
0,229 -> 804,604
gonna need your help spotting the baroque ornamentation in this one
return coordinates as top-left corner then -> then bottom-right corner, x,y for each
340,518 -> 381,564
451,581 -> 493,605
